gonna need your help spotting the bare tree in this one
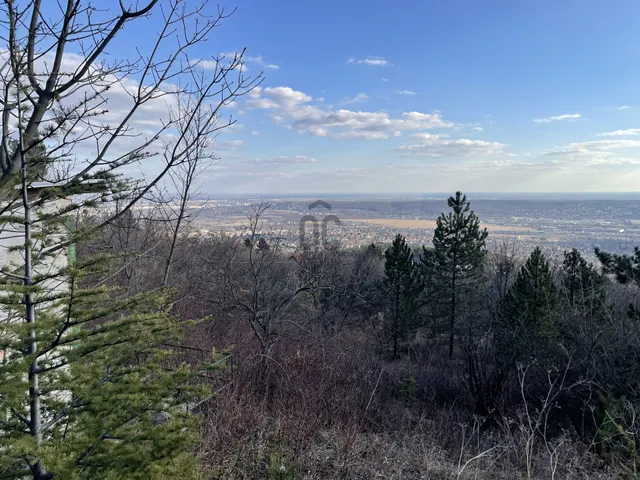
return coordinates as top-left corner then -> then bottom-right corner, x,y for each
0,0 -> 259,217
161,93 -> 217,286
488,239 -> 521,308
296,244 -> 383,336
203,204 -> 312,357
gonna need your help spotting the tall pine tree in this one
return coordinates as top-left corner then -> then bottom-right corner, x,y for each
383,234 -> 424,358
431,192 -> 488,357
502,247 -> 560,357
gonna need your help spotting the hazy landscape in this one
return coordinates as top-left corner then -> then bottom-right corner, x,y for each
186,195 -> 640,257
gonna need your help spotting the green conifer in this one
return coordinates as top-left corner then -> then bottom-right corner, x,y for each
595,246 -> 640,286
383,234 -> 424,358
430,192 -> 488,357
0,237 -> 213,478
503,247 -> 560,356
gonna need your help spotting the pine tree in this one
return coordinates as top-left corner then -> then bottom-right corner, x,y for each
0,217 -> 218,478
431,192 -> 488,357
562,248 -> 607,323
595,246 -> 640,286
503,247 -> 560,356
383,234 -> 424,358
0,2 -> 256,476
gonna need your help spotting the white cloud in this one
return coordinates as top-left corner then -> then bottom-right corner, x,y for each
244,97 -> 280,109
599,128 -> 640,136
336,130 -> 391,140
545,140 -> 640,153
248,86 -> 262,98
398,112 -> 454,130
195,59 -> 225,70
244,85 -> 455,139
244,54 -> 279,70
339,92 -> 370,105
411,132 -> 448,141
347,56 -> 390,67
542,139 -> 640,166
472,126 -> 484,131
533,113 -> 581,123
3,49 -> 237,177
291,110 -> 454,139
251,130 -> 259,136
245,86 -> 313,110
393,136 -> 505,157
618,105 -> 633,110
381,78 -> 389,82
396,90 -> 417,96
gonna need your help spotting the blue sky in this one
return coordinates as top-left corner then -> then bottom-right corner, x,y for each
146,1 -> 640,193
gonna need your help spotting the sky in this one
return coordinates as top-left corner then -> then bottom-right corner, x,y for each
42,1 -> 640,194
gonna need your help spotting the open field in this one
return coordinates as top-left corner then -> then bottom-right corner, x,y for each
345,218 -> 534,232
193,216 -> 537,234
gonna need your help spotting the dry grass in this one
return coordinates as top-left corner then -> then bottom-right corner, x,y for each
199,395 -> 610,480
195,331 -> 612,480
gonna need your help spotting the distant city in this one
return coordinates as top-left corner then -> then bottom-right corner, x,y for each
177,193 -> 640,259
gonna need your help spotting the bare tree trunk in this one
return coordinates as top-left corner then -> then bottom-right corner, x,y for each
449,263 -> 457,358
394,281 -> 400,358
162,193 -> 188,287
161,98 -> 213,286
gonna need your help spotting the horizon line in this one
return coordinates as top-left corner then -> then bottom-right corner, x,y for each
198,191 -> 640,198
